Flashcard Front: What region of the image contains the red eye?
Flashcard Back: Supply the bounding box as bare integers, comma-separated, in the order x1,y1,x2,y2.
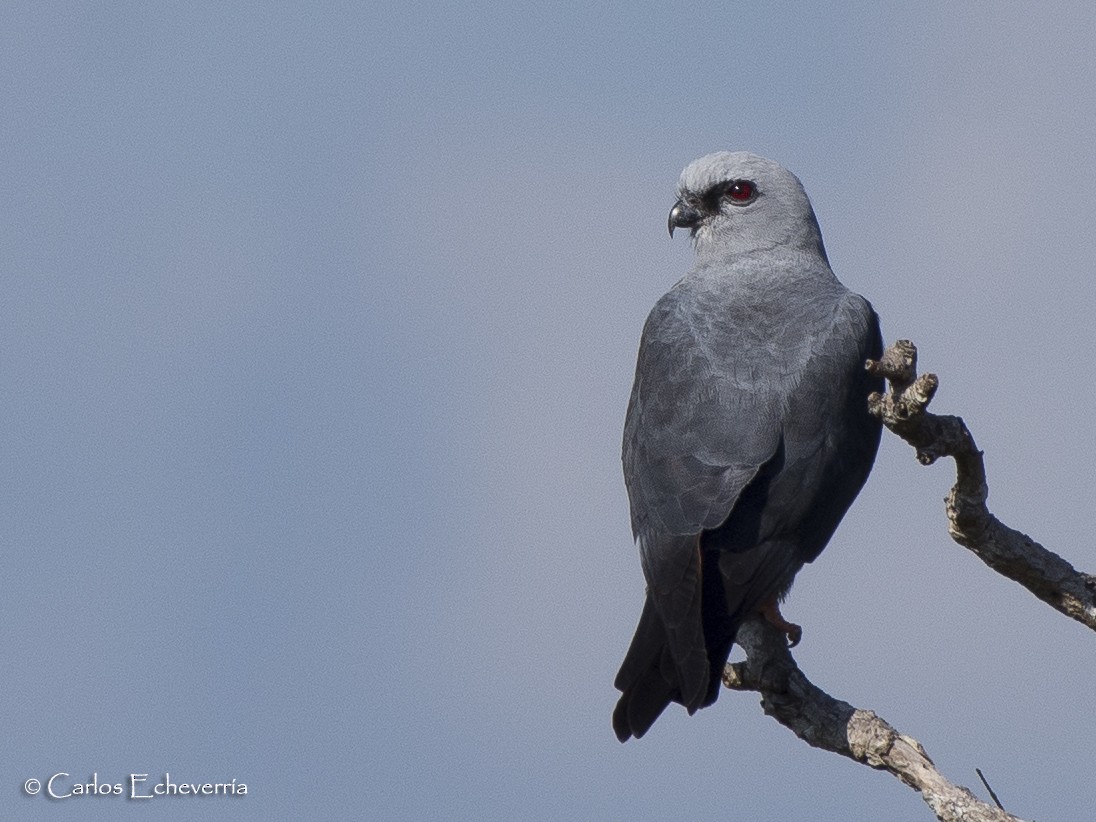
725,180,755,203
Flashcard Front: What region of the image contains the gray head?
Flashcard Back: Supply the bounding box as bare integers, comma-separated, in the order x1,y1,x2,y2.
669,152,827,262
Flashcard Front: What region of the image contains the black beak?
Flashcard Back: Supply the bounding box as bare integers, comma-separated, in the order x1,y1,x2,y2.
667,199,702,237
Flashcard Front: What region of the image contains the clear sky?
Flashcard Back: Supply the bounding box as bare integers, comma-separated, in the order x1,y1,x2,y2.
3,3,1095,820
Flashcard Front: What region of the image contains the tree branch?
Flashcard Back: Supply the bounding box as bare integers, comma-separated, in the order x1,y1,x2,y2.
717,340,1096,820
865,340,1096,631
724,619,1025,822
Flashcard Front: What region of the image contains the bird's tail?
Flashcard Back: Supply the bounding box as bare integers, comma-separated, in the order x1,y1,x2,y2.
613,590,738,742
612,596,678,742
618,596,718,745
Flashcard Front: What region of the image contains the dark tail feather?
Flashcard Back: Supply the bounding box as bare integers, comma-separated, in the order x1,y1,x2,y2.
614,587,743,741
613,597,682,742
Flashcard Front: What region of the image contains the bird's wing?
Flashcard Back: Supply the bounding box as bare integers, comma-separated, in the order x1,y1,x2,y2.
766,291,883,564
622,283,786,541
621,284,787,705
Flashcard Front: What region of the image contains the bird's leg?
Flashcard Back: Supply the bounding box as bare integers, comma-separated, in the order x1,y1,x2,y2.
758,596,802,648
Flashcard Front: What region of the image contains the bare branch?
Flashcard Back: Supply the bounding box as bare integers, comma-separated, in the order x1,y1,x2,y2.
866,340,1096,631
976,769,1006,811
716,341,1090,818
724,619,1026,822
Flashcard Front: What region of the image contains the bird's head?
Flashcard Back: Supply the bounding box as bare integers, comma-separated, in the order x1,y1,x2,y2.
669,152,827,261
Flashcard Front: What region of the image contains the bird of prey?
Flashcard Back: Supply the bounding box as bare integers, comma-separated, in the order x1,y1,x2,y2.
613,152,883,742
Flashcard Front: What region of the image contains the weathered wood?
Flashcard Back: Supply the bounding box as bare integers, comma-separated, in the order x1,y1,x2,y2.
719,340,1096,820
725,619,1025,822
866,340,1096,631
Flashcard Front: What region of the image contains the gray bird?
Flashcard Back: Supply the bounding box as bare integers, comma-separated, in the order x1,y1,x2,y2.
613,152,882,742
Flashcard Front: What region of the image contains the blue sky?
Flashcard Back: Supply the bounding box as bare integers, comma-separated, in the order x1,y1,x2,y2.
3,3,1095,820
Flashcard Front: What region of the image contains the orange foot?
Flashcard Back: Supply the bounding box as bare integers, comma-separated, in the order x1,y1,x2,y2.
758,596,802,648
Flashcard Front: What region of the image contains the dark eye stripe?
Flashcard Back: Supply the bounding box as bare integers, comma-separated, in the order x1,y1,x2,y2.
698,179,758,213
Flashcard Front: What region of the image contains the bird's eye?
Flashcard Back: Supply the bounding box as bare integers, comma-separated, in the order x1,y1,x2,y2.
724,180,756,204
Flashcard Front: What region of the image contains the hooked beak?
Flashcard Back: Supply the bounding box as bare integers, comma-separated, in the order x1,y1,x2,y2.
667,199,702,237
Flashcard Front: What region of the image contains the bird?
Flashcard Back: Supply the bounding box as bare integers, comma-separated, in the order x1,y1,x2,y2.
613,152,883,742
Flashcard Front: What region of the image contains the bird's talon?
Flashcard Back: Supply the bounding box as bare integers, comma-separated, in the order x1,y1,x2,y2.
759,597,802,649
786,625,802,648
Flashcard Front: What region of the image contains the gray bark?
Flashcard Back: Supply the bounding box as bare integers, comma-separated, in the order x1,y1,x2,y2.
866,340,1096,630
724,339,1096,821
725,619,1023,822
